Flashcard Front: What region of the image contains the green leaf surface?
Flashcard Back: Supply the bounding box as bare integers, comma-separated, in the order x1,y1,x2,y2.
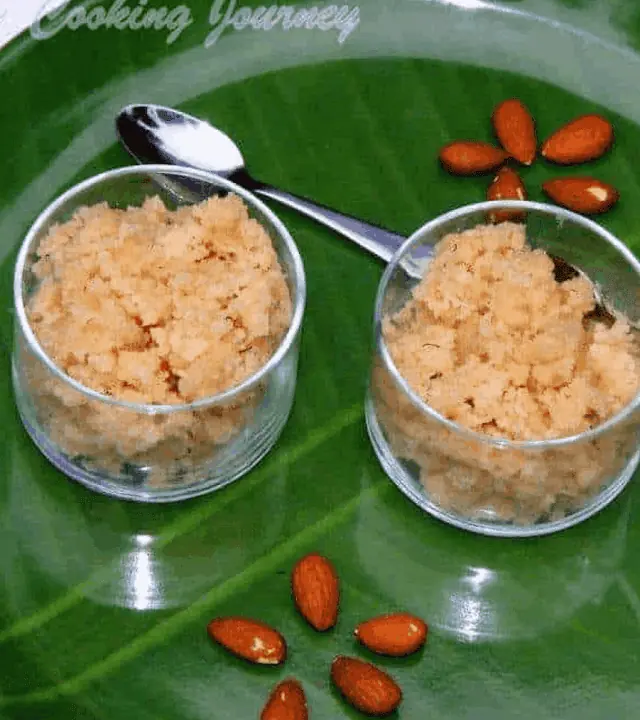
1,1,640,718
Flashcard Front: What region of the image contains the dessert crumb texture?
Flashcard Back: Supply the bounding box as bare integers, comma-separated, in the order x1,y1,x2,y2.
378,222,640,523
28,194,291,405
384,222,638,440
23,195,291,486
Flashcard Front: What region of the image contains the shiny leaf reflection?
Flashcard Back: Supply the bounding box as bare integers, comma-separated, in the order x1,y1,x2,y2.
448,567,498,642
122,535,162,611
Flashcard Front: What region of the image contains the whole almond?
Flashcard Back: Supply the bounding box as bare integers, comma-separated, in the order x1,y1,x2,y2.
439,141,508,175
542,177,619,214
492,98,537,165
331,655,402,717
207,617,287,665
291,553,339,632
354,613,428,657
260,678,309,720
487,166,527,223
541,114,614,164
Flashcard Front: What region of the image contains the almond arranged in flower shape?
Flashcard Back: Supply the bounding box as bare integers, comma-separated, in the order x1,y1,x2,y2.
354,613,428,657
487,166,527,223
542,177,619,214
492,98,537,165
331,655,403,717
439,141,508,175
291,553,339,632
260,678,309,720
541,114,614,165
207,617,287,665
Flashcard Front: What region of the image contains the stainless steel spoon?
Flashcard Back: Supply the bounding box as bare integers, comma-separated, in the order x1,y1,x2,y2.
115,103,617,321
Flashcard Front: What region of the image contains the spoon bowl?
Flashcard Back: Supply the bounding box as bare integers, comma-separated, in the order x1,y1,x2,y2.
117,104,246,176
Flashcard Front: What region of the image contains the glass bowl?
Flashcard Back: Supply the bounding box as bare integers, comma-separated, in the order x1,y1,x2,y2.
12,165,306,503
366,200,640,537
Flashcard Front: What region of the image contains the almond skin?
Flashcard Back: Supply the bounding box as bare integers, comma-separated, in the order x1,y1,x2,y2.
260,678,309,720
492,98,537,165
331,656,402,717
487,166,527,223
207,617,287,665
439,141,508,175
291,553,339,632
541,114,614,164
354,613,428,657
542,177,619,214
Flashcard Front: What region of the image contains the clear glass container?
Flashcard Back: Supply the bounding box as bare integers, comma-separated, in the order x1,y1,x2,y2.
12,165,306,503
366,201,640,537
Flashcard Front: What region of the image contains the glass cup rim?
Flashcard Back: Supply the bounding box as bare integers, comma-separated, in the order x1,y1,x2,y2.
374,199,640,450
13,164,307,415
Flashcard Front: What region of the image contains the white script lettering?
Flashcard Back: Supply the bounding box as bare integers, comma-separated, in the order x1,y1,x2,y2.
205,0,360,48
31,0,193,44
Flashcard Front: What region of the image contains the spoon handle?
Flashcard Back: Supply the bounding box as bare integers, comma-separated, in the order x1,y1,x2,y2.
250,183,407,263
